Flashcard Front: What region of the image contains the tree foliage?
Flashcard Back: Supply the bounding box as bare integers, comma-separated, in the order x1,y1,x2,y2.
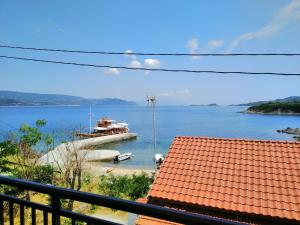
98,172,154,200
0,140,18,173
247,102,300,113
0,119,54,200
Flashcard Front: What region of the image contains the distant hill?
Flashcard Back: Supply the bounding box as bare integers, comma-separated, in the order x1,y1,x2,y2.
190,103,218,106
0,91,136,106
236,96,300,106
245,102,300,115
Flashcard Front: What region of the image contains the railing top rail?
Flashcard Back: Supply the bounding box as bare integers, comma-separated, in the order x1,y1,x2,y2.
0,175,246,225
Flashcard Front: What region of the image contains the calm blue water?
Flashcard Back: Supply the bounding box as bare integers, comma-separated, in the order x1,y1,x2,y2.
0,105,299,168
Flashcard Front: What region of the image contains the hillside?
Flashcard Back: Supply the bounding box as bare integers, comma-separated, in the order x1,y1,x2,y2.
236,96,300,106
190,103,218,106
0,91,136,106
245,102,300,115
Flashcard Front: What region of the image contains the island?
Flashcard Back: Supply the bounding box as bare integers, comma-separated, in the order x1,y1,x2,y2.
235,96,300,106
0,90,136,106
243,102,300,115
190,103,218,106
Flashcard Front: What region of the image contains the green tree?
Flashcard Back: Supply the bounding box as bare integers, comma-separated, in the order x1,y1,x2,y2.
1,119,54,201
0,140,22,199
0,140,18,173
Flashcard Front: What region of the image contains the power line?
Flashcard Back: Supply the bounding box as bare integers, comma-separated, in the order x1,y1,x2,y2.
0,44,300,56
1,55,299,76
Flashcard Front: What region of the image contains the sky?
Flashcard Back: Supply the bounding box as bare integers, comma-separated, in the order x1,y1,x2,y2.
0,0,300,105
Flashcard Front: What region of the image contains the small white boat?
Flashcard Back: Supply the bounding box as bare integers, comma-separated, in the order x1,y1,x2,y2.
154,154,164,164
114,152,133,162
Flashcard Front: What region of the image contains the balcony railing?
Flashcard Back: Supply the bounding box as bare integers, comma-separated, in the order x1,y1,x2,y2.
0,175,245,225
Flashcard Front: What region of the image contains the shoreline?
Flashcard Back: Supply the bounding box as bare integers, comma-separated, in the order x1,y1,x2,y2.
241,110,300,116
277,127,300,136
0,104,81,107
82,162,155,176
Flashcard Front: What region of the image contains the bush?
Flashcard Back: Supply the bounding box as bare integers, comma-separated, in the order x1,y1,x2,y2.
32,165,54,184
0,140,18,173
83,172,92,185
98,172,154,200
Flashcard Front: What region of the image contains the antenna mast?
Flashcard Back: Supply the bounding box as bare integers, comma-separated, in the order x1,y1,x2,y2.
147,95,157,151
89,104,92,134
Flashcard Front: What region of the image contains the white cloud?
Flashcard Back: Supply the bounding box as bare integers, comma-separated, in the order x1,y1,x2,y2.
125,50,162,74
124,49,136,60
187,38,223,60
227,0,300,52
104,68,120,75
187,38,199,59
207,40,223,50
144,59,161,68
124,49,133,55
159,89,191,97
187,38,199,53
128,60,142,68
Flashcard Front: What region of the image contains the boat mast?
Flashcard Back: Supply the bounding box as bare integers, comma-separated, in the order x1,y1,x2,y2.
89,104,92,134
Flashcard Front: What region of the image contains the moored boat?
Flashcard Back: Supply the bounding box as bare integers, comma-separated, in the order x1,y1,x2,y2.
76,117,129,137
114,152,133,162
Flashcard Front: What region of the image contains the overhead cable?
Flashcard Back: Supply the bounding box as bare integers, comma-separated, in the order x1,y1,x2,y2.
0,45,300,56
1,55,299,76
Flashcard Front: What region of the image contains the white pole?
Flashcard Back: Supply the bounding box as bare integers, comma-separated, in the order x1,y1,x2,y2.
152,97,157,152
89,104,92,134
153,99,156,152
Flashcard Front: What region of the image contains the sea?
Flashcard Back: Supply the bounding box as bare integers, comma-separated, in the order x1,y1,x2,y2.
0,105,299,169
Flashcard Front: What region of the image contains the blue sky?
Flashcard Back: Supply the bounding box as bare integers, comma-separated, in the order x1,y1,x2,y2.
0,0,300,105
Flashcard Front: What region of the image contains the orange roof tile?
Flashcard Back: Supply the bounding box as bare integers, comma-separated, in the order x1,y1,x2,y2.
149,136,300,222
135,216,182,225
136,198,148,204
135,198,182,225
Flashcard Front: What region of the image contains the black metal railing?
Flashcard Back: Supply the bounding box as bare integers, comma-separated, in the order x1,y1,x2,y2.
0,175,245,225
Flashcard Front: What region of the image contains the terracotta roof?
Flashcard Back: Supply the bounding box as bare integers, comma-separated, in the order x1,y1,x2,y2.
135,198,182,225
135,215,181,225
149,136,300,222
136,198,148,204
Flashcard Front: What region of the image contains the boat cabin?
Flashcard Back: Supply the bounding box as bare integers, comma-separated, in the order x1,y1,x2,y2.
76,117,129,137
92,117,128,135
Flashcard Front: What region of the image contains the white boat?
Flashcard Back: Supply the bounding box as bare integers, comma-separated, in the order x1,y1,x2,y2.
154,154,164,164
114,152,133,162
76,117,129,137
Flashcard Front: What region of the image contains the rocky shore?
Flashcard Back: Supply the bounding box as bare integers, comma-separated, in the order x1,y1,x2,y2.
277,127,300,135
243,109,300,116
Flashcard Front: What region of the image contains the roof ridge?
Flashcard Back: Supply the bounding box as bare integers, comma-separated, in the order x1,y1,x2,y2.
174,136,300,144
153,195,300,214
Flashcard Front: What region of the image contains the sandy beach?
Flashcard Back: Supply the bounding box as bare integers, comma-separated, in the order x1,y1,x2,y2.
82,161,155,176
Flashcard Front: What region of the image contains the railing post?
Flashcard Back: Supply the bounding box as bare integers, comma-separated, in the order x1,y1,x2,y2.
0,198,3,225
51,196,61,225
9,202,14,225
